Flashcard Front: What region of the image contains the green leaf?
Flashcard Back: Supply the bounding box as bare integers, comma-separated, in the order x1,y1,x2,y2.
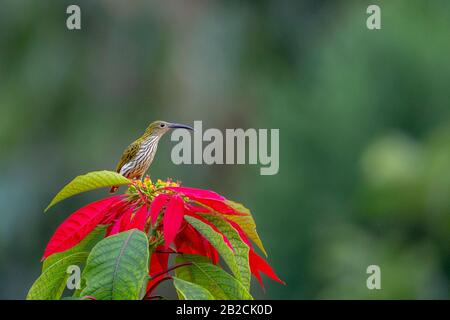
185,216,246,286
80,229,149,300
225,200,268,257
45,170,130,212
175,254,253,300
196,214,251,290
32,225,107,299
43,225,107,271
27,252,87,300
173,277,215,300
62,296,96,300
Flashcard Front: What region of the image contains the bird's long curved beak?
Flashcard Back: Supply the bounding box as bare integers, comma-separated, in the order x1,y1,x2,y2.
168,123,194,130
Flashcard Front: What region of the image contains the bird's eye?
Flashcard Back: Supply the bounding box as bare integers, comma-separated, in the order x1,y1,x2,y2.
160,123,165,128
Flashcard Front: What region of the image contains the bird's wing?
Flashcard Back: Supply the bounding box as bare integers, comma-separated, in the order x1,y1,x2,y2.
115,141,140,173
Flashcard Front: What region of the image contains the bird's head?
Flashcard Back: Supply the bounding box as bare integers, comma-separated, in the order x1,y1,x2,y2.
145,120,193,137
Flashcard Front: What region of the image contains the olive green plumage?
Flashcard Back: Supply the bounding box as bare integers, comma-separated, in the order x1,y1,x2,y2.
113,121,166,174
110,120,193,193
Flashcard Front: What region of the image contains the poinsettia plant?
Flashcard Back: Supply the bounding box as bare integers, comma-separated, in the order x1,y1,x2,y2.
27,171,283,300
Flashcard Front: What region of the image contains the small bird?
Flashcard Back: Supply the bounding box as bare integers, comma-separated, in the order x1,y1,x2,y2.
110,120,193,193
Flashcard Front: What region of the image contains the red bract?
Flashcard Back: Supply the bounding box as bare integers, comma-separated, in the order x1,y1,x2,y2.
101,199,130,224
150,194,169,225
107,204,149,236
164,186,245,216
227,219,284,288
131,204,149,231
184,203,211,213
107,207,133,236
43,196,122,259
249,250,285,288
162,195,185,249
164,186,225,201
174,223,219,264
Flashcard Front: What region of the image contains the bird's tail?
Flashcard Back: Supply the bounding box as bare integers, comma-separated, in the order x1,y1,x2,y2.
110,186,119,193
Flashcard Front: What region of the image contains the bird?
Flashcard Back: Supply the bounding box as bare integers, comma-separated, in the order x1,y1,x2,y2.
110,120,193,193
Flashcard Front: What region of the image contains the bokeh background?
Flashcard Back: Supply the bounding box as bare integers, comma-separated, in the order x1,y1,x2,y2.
1,0,449,299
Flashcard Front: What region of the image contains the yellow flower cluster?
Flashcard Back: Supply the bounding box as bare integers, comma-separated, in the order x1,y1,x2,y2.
127,176,180,200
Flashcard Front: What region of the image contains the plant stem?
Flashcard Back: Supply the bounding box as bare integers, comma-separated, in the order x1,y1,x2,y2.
143,276,172,300
150,262,192,280
143,262,193,299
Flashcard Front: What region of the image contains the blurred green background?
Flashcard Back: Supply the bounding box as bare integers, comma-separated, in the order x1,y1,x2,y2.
1,0,449,299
